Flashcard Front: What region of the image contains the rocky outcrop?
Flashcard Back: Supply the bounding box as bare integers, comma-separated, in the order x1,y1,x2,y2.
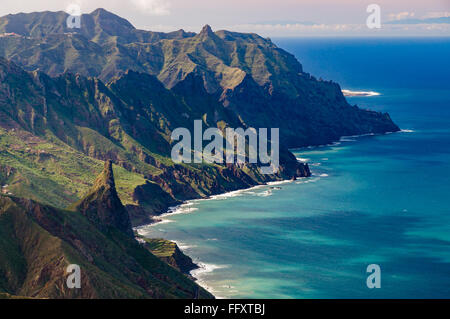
0,9,398,228
0,9,399,149
169,245,198,275
0,195,213,298
126,181,180,226
0,57,311,228
72,160,133,237
143,238,198,274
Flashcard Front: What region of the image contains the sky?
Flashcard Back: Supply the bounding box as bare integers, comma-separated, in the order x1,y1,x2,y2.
1,0,449,36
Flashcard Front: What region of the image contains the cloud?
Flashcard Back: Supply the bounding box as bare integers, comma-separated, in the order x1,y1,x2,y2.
388,11,415,21
422,11,450,19
228,23,367,35
130,0,170,16
225,21,450,37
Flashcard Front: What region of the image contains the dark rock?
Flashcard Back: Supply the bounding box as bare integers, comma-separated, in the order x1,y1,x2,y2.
73,160,134,237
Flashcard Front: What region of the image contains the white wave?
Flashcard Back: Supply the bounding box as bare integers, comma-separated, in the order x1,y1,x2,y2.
267,179,292,186
310,163,321,167
156,219,174,225
136,202,200,230
188,262,229,298
190,262,228,278
175,242,197,250
296,157,310,162
221,284,235,289
319,173,329,177
298,130,397,152
342,89,381,97
210,189,247,200
401,129,415,133
255,190,272,197
142,180,294,229
307,141,341,148
296,177,320,184
209,185,275,200
341,133,375,139
135,238,146,244
165,204,198,216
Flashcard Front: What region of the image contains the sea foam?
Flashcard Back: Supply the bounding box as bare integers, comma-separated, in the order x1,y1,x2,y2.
342,89,381,97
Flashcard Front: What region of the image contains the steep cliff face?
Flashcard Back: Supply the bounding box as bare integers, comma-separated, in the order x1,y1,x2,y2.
72,160,133,237
0,8,401,300
0,9,397,228
0,9,399,149
143,238,198,275
0,195,213,298
0,57,309,226
220,73,399,147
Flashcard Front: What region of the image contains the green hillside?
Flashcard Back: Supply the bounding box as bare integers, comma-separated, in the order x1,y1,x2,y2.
0,8,401,299
0,162,212,298
0,9,399,148
0,57,309,225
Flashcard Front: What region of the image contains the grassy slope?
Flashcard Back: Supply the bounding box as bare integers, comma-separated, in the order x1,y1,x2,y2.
0,127,147,208
0,57,305,227
0,195,213,298
141,237,198,274
143,238,177,258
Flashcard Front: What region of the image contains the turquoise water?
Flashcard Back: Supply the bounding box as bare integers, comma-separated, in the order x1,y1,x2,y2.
138,38,450,298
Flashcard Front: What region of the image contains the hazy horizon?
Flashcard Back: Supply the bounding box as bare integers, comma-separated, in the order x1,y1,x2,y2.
0,0,449,37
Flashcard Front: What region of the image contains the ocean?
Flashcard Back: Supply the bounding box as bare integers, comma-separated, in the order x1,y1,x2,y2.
137,37,450,298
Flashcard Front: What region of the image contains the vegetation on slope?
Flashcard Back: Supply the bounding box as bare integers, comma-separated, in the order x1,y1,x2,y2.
0,9,399,148
0,163,213,299
0,8,401,299
0,57,309,225
142,238,198,275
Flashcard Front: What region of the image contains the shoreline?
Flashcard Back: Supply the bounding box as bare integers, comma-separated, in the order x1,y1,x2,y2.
135,129,411,297
135,178,295,229
136,130,407,228
342,89,381,97
290,129,405,151
135,178,296,297
134,179,295,229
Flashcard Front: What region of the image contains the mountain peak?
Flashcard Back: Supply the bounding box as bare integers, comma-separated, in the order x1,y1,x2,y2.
89,8,135,30
199,24,215,38
73,160,134,237
90,8,109,15
94,159,115,189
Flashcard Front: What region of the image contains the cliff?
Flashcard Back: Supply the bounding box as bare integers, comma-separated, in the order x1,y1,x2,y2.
0,194,213,298
0,9,399,148
72,160,134,237
0,57,310,226
143,238,198,275
0,8,402,300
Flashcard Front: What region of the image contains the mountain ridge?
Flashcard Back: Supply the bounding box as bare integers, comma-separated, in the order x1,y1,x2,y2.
0,166,213,298
0,9,401,299
0,56,310,225
72,160,134,237
0,8,399,148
